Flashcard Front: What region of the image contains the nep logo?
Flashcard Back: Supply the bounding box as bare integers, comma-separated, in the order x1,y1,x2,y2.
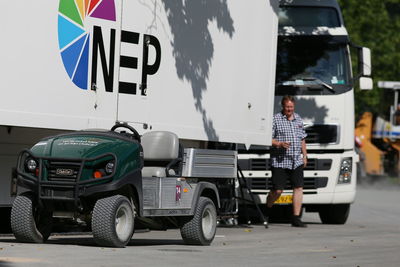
58,0,161,95
58,0,116,90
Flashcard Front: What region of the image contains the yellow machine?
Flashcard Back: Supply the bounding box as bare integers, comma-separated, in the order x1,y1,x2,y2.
355,81,400,179
355,112,385,176
355,112,400,178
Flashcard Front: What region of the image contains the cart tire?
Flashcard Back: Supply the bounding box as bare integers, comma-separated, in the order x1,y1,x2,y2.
319,204,350,224
92,195,135,248
180,197,217,246
11,193,52,243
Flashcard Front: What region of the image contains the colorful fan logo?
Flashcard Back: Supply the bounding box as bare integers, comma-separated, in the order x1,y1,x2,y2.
58,0,116,89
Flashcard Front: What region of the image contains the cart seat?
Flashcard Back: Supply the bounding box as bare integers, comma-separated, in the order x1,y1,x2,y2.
141,167,175,177
141,131,180,177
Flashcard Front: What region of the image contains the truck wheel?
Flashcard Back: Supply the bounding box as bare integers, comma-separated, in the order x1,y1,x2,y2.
11,193,52,243
319,204,350,224
92,195,135,248
180,197,217,246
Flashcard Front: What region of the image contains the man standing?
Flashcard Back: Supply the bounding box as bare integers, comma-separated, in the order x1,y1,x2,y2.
266,95,308,227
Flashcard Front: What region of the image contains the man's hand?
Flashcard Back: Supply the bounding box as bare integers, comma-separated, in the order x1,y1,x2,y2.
279,141,291,149
303,157,308,167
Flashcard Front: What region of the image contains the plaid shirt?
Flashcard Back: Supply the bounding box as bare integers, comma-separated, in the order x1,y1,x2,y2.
271,112,307,170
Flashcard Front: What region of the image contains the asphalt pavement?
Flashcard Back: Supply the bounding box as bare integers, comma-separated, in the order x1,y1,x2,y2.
0,182,399,267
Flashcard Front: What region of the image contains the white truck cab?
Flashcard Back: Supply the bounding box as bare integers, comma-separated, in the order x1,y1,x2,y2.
238,0,372,224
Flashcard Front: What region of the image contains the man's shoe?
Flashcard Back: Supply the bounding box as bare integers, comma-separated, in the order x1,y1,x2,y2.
263,216,269,228
292,215,307,228
264,206,272,228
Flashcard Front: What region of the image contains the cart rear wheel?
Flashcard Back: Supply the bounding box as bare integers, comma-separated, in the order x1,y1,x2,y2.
11,193,52,243
180,197,217,245
92,195,135,247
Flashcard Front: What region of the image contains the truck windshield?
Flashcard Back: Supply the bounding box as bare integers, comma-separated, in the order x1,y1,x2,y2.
279,6,341,28
275,36,352,96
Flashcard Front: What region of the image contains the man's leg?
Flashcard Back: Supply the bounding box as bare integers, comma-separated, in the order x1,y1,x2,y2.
292,186,303,216
264,189,281,228
291,189,307,227
291,166,307,227
265,168,286,227
267,168,286,208
266,189,283,208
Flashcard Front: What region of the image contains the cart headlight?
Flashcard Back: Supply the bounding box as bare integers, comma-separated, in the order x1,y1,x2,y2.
26,159,38,172
105,162,115,174
338,157,352,184
93,161,115,179
25,158,39,177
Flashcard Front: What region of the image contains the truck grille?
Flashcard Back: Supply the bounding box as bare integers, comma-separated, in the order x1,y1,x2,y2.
238,158,332,171
305,124,338,144
304,159,332,170
247,177,328,190
247,158,271,170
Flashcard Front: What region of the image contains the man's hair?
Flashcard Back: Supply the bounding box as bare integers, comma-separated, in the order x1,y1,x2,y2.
281,95,295,106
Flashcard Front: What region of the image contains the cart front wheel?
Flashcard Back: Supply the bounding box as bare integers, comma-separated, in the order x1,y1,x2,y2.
92,195,135,247
11,193,52,243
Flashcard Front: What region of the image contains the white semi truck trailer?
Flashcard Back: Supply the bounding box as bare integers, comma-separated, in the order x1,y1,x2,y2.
238,0,372,224
0,0,279,237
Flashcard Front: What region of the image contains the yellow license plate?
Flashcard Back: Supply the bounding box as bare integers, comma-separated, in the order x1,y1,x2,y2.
275,195,293,204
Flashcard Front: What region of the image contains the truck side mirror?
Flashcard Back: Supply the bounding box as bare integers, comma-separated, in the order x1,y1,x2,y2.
359,47,372,77
359,77,373,90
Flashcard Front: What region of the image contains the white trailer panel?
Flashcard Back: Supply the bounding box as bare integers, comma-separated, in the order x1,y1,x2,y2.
0,0,278,146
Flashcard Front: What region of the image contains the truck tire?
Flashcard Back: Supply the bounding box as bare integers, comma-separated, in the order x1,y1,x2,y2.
180,197,217,246
11,193,52,243
318,204,350,224
92,195,135,248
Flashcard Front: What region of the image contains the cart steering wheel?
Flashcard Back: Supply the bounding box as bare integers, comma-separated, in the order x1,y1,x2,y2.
111,123,141,142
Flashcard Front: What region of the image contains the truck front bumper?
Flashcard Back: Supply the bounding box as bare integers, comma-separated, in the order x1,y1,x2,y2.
239,150,358,205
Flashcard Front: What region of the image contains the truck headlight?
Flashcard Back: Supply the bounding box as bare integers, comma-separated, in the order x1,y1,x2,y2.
338,157,352,184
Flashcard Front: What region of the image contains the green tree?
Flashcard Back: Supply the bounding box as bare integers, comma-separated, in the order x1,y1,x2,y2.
339,0,400,119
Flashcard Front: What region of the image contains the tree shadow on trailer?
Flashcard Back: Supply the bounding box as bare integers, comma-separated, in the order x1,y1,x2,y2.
161,0,235,141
